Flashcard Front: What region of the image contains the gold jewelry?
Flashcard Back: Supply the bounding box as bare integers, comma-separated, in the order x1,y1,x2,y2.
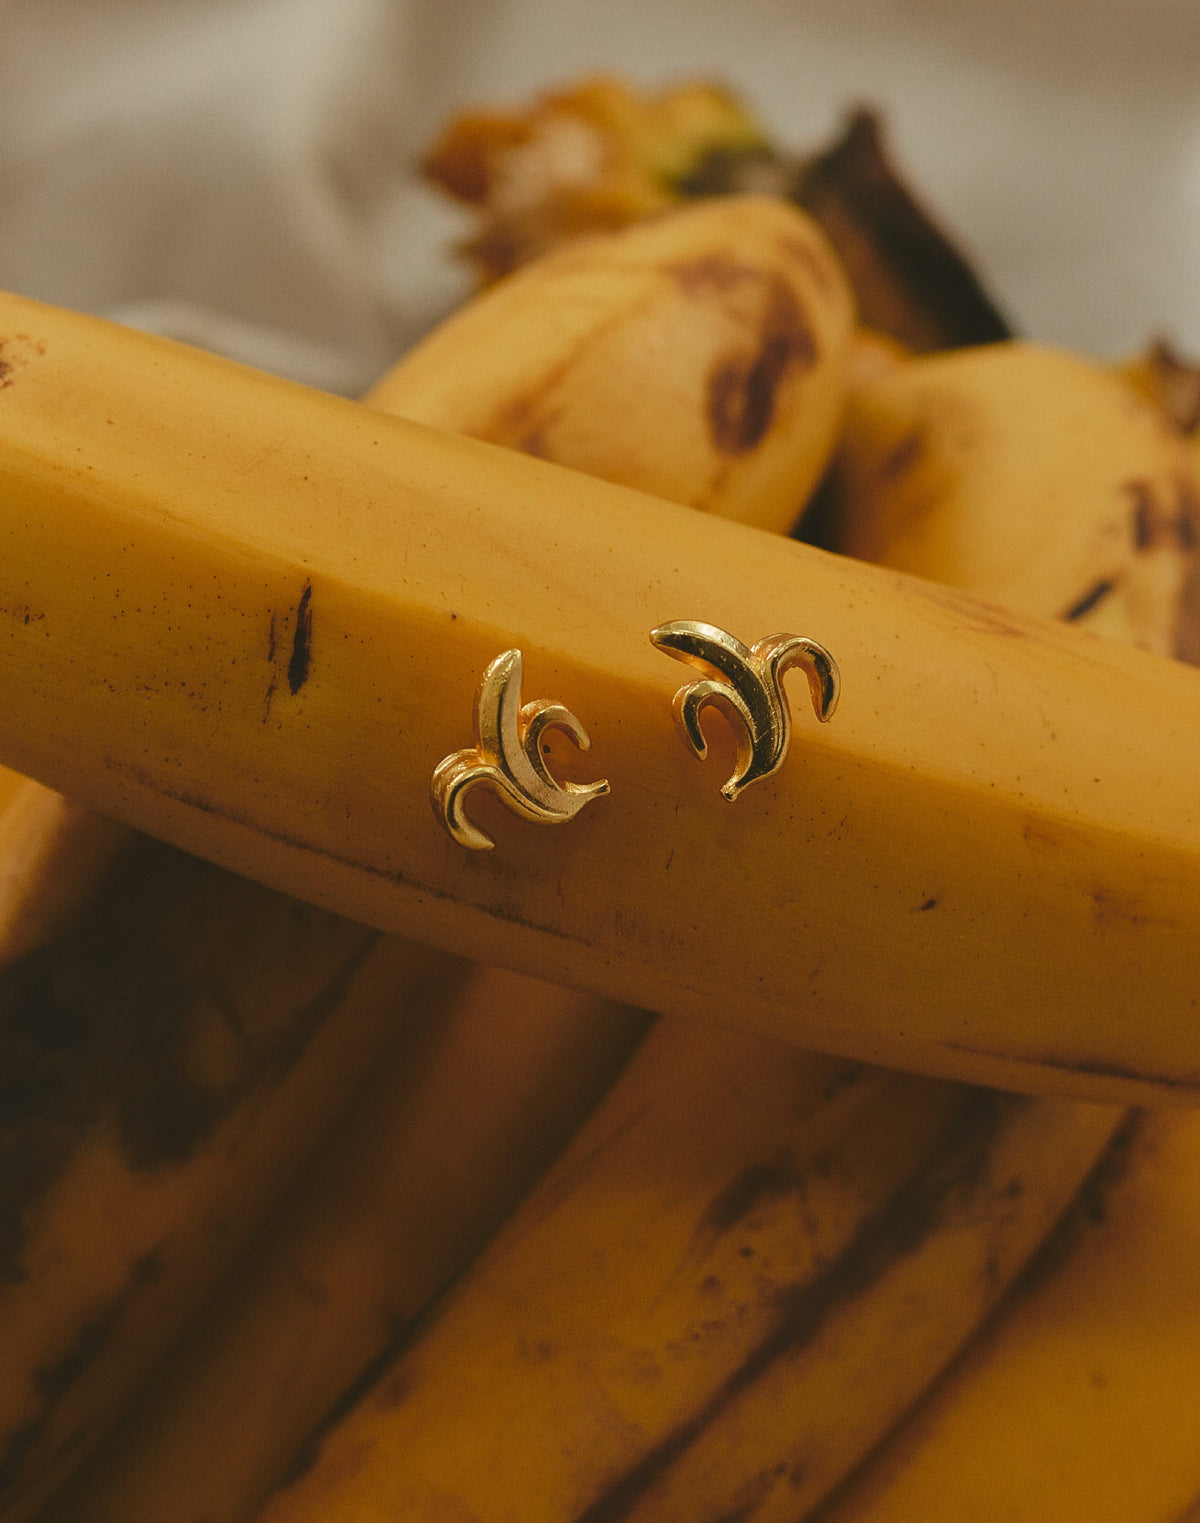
650,620,839,799
431,649,610,850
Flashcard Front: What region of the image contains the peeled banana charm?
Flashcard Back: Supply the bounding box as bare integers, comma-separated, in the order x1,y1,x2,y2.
650,620,839,798
431,648,609,849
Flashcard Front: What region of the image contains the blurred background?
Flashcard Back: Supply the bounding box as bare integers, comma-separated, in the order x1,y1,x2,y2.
1,0,1198,395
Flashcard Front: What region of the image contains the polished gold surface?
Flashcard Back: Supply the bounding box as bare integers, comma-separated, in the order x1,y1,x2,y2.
650,621,839,800
430,649,611,850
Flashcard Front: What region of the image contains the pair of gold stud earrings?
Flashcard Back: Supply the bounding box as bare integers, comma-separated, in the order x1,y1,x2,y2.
431,620,840,851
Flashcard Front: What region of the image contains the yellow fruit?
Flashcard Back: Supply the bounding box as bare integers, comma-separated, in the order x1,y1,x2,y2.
369,195,854,534
834,340,1200,656
0,832,455,1522
39,193,1114,1523
802,336,1200,1523
42,969,646,1523
251,1041,1117,1523
1,273,1200,1099
815,1112,1200,1523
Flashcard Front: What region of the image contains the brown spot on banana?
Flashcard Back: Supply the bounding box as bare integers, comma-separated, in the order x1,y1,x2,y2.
1062,578,1118,622
287,583,314,694
876,426,925,483
700,1152,806,1238
1125,475,1200,552
679,265,822,453
0,334,48,391
0,1252,162,1504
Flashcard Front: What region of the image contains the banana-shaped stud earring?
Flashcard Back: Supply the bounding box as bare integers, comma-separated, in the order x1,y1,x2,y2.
432,649,610,850
650,620,839,799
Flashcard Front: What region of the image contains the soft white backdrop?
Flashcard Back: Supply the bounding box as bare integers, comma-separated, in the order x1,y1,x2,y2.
1,0,1198,393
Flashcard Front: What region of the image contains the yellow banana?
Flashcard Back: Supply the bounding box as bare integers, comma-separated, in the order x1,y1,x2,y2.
794,337,1200,1523
248,1046,1115,1523
44,970,646,1523
369,193,852,534
34,192,853,1523
1,257,1200,1099
244,277,1141,1523
0,829,457,1523
834,340,1200,655
812,1112,1200,1523
42,195,1110,1523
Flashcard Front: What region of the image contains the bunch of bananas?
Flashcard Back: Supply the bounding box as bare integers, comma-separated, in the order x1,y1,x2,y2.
2,74,1200,1523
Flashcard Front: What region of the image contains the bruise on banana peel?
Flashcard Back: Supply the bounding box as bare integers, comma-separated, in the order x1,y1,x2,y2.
369,195,854,534
423,76,1009,353
4,291,1200,1105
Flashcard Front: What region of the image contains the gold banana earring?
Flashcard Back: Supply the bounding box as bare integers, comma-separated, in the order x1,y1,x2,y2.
431,649,610,850
650,620,839,799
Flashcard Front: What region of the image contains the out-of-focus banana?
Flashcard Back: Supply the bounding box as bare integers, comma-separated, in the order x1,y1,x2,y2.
0,830,457,1523
834,340,1200,657
812,1112,1200,1523
43,970,645,1523
794,336,1200,1523
250,1028,1118,1523
369,193,853,533
2,277,1200,1097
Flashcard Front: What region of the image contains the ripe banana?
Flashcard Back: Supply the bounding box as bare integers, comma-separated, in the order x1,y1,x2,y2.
44,971,647,1523
1,253,1200,1099
797,337,1200,1523
812,1112,1200,1523
32,192,853,1523
250,1028,1118,1523
833,340,1200,656
0,830,458,1523
369,195,852,534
